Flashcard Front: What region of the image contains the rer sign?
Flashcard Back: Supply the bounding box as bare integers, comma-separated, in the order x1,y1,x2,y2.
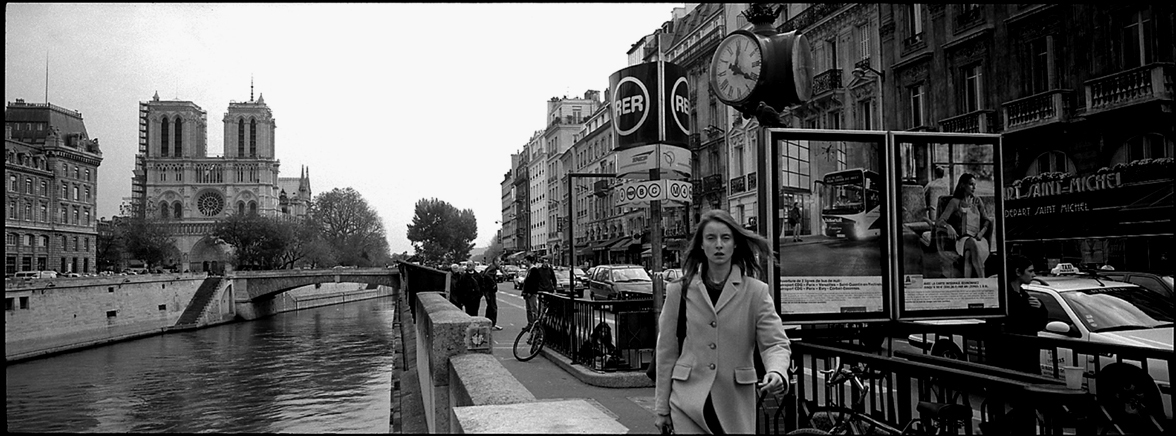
610,61,690,151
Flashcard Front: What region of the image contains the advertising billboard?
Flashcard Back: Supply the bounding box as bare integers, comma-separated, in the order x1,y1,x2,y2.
765,129,1006,323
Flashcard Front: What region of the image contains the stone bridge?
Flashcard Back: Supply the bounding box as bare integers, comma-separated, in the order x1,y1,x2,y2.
233,268,401,301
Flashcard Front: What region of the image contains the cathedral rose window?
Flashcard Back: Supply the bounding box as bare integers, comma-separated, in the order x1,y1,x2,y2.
197,191,225,217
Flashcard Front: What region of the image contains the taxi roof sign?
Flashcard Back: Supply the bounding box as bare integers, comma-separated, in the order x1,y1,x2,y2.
1051,262,1079,275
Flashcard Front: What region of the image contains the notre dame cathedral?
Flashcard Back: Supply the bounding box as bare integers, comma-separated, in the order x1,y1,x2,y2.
131,88,311,273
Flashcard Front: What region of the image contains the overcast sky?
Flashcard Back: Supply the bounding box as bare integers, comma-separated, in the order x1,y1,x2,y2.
5,3,680,254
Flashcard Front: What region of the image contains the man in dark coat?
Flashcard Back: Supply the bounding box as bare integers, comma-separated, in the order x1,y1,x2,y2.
522,256,556,325
447,264,466,310
457,263,481,317
480,263,502,330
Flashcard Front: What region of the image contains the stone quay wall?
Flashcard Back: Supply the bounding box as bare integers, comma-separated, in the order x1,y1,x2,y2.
5,273,392,363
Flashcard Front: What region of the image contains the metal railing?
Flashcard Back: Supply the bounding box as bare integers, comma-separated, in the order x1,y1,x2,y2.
539,292,655,372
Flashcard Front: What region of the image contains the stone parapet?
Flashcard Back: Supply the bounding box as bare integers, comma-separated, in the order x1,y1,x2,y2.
414,292,492,433
447,354,536,433
452,399,629,434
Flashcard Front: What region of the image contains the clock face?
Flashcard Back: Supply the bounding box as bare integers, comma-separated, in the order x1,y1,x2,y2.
710,32,763,104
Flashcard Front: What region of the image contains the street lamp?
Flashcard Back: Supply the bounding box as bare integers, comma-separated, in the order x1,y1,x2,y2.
852,65,885,130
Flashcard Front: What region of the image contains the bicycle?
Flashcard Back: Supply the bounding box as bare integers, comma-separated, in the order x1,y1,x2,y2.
513,295,549,361
786,357,973,435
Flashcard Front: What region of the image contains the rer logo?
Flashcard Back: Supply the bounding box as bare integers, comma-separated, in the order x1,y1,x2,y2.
613,76,650,136
670,76,690,135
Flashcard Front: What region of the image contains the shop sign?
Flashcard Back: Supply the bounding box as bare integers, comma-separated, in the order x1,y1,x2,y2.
1006,171,1123,200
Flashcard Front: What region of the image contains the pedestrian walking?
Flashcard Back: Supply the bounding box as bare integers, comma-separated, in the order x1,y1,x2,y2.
789,202,802,242
458,262,482,317
522,255,556,325
481,262,502,330
447,264,466,311
653,209,792,434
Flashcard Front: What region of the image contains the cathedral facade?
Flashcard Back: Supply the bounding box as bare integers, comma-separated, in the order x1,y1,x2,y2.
133,91,311,273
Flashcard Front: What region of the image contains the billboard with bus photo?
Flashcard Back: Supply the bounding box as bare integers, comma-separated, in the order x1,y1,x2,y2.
771,130,890,322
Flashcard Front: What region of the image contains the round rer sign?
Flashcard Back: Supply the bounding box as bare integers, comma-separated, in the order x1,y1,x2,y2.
613,76,650,136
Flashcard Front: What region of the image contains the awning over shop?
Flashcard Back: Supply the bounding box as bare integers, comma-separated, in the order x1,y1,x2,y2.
608,236,639,252
577,245,593,257
595,236,628,251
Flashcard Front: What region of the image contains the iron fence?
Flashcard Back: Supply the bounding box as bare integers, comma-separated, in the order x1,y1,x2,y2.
539,292,655,372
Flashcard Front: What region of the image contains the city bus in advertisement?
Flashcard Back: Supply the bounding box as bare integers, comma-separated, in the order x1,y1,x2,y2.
814,168,882,241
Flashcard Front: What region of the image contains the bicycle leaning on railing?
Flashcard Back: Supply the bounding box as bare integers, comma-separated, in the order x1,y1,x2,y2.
786,357,973,435
513,296,550,361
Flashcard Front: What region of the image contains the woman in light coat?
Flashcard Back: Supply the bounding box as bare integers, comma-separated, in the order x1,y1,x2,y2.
653,209,792,434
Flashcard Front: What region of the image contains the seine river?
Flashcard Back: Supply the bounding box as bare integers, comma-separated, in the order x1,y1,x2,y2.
6,296,397,433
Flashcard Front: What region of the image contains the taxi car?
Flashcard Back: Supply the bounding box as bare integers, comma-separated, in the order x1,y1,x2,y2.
587,264,653,300
1025,275,1173,420
906,274,1173,421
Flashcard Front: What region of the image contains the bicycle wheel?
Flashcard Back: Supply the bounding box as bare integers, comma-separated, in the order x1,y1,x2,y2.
808,407,864,435
786,428,833,435
512,324,545,361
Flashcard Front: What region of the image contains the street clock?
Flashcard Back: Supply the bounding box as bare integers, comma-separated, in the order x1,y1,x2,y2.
708,4,813,115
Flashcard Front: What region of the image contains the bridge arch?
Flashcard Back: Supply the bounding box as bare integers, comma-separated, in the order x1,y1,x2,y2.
233,269,401,301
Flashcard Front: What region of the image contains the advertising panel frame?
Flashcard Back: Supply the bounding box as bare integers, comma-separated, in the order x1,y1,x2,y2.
766,129,892,324
892,131,1007,321
763,129,1008,324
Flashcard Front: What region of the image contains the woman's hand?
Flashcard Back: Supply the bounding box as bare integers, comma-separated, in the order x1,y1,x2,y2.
943,225,958,240
654,413,672,433
759,371,788,396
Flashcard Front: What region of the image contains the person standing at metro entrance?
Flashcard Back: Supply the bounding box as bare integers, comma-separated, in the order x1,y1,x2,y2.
653,209,792,434
522,256,556,326
987,254,1047,373
480,263,503,330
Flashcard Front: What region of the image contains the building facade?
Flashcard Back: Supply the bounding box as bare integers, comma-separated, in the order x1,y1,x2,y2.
5,100,103,275
500,168,514,253
544,92,600,265
132,91,311,272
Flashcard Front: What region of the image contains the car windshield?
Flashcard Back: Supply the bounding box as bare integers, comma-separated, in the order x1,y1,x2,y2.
554,269,571,282
1060,287,1176,333
1163,276,1174,289
573,268,585,277
611,268,651,282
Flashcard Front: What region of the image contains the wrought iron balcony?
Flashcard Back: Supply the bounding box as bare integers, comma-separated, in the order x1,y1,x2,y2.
746,172,757,192
1003,89,1072,133
729,175,746,194
703,174,724,193
1084,63,1174,115
812,69,843,96
939,109,997,133
691,178,703,199
689,133,702,150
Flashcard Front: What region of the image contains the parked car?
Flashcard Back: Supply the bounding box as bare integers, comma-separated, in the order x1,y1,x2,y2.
1095,270,1173,300
553,268,586,298
587,264,653,300
652,268,685,283
502,265,521,281
513,273,526,290
14,271,58,280
908,276,1173,420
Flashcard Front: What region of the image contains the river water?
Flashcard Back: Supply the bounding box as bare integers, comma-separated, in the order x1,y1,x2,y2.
6,296,397,433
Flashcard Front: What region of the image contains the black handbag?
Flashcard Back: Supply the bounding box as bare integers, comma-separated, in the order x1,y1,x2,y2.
647,286,688,381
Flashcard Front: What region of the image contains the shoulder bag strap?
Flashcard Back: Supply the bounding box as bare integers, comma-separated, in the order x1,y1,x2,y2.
676,284,687,350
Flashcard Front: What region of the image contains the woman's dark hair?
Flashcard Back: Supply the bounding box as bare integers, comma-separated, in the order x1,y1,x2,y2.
680,209,775,286
1007,254,1034,276
951,173,975,199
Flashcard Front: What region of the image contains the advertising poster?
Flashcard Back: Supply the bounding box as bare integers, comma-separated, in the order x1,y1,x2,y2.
894,133,1005,318
770,130,890,322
